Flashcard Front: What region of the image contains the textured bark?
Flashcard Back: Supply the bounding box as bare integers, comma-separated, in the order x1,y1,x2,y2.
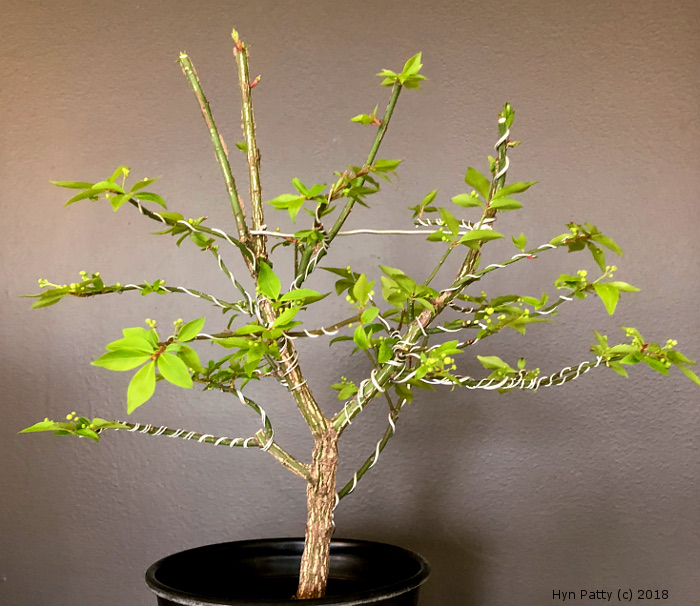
295,428,339,599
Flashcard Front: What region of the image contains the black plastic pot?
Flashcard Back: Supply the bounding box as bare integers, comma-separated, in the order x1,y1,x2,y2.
145,538,430,606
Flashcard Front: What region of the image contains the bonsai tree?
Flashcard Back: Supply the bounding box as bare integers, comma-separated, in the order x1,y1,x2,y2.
22,30,699,600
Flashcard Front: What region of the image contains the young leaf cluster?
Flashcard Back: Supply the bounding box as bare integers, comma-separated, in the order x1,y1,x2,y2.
20,414,127,443
92,319,205,413
54,166,165,211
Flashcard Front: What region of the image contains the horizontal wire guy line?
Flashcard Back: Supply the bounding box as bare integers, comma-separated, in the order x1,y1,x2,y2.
250,227,475,238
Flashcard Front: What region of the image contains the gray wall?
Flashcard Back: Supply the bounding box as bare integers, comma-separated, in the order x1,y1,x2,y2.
2,1,698,604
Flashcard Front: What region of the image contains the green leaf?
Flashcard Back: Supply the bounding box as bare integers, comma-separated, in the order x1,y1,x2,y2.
20,420,65,434
608,362,629,378
178,317,206,342
105,336,155,353
401,52,423,78
266,193,305,222
414,297,434,312
272,306,300,328
124,327,158,347
64,189,100,206
92,350,152,371
492,181,537,198
157,353,193,389
373,159,402,173
127,361,156,413
439,207,460,238
377,68,398,87
421,189,438,207
91,180,124,193
134,192,167,208
426,229,447,242
379,266,416,294
458,229,505,248
257,261,281,300
110,193,131,211
279,289,326,304
381,276,406,307
213,336,251,349
402,74,427,90
666,350,694,365
361,307,380,324
353,325,371,350
352,273,373,305
90,418,129,431
477,355,513,371
591,234,623,256
109,165,130,183
130,177,160,192
178,345,204,373
502,103,515,129
512,233,527,250
292,177,308,197
235,324,265,335
593,282,620,315
490,197,522,211
51,180,95,189
30,290,70,309
351,113,373,125
587,243,606,271
451,193,483,208
609,281,640,293
464,167,490,199
74,427,100,442
644,357,669,375
678,365,700,387
393,383,414,403
378,340,394,363
307,183,326,198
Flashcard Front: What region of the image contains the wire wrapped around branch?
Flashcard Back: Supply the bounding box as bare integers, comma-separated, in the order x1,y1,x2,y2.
411,356,605,391
336,399,407,502
114,421,260,447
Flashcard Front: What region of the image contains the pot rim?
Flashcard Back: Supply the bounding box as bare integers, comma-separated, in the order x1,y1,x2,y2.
145,537,430,606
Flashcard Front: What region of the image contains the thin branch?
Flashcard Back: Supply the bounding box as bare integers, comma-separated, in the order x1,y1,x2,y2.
424,242,458,287
337,401,405,501
254,429,311,481
417,356,605,391
233,32,266,262
456,113,510,282
178,52,252,268
295,82,403,287
70,282,254,315
111,420,261,447
285,314,361,339
127,198,254,265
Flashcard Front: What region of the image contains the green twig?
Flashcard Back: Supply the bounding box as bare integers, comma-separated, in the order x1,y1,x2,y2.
456,113,510,282
178,52,252,263
337,404,403,501
295,83,403,286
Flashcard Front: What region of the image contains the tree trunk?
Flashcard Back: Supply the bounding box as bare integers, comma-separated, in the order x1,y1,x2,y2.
295,428,339,599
